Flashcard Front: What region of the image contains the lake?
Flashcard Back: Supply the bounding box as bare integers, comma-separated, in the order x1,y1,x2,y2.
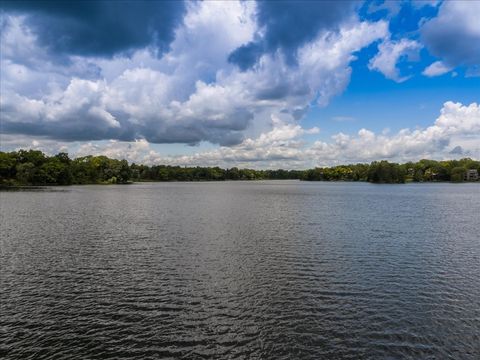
1,181,479,359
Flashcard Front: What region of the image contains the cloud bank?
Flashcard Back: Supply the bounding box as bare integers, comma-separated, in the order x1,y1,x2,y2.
1,0,479,168
3,102,479,169
0,1,388,146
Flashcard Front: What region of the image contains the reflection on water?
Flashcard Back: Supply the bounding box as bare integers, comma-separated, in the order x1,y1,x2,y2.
1,181,479,359
0,186,69,192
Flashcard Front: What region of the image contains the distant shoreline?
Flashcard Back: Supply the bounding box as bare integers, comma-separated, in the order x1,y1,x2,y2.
1,149,479,186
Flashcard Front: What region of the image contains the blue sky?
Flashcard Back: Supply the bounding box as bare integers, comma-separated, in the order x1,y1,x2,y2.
307,43,480,137
0,0,479,168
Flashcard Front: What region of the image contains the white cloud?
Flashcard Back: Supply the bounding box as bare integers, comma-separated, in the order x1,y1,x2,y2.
422,61,453,77
306,101,480,165
3,102,479,169
1,1,388,146
76,139,151,163
3,1,477,170
0,2,257,145
421,1,480,70
166,101,480,168
368,38,422,82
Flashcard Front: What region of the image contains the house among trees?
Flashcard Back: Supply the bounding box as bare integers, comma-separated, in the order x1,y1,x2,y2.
465,169,479,181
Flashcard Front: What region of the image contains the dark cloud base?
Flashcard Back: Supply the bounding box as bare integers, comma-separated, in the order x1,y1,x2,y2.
0,0,186,58
229,0,357,69
0,117,249,147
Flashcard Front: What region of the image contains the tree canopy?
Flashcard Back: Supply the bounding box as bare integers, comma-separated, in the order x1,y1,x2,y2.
0,150,479,186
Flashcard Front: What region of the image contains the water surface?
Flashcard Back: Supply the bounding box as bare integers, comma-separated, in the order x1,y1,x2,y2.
1,181,479,359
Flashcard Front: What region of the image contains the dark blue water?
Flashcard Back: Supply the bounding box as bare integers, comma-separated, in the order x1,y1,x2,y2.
1,181,479,359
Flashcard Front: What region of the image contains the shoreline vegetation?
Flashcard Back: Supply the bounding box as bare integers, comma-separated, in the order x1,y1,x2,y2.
1,150,479,186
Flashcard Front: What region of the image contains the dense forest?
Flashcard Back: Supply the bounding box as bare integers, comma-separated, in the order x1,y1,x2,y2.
0,150,479,186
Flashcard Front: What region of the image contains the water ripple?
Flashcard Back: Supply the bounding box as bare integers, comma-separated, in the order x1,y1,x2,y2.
1,182,479,359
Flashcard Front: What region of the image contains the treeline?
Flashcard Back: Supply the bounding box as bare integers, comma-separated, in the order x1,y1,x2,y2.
0,150,479,186
303,159,479,183
0,150,131,186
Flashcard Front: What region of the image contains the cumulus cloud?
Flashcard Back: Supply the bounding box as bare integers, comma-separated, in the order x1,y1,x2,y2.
421,1,480,70
2,0,476,169
228,0,358,69
3,102,478,169
0,1,388,147
306,102,480,165
0,2,257,145
172,101,480,167
368,38,422,82
75,139,152,164
422,61,453,77
0,0,186,58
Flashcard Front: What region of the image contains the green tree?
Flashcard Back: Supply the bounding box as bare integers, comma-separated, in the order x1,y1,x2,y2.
15,162,36,184
450,167,465,182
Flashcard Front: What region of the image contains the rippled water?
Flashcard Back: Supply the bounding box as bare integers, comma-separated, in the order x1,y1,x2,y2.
1,181,479,359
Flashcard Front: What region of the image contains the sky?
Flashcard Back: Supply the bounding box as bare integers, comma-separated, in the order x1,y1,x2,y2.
0,0,479,169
